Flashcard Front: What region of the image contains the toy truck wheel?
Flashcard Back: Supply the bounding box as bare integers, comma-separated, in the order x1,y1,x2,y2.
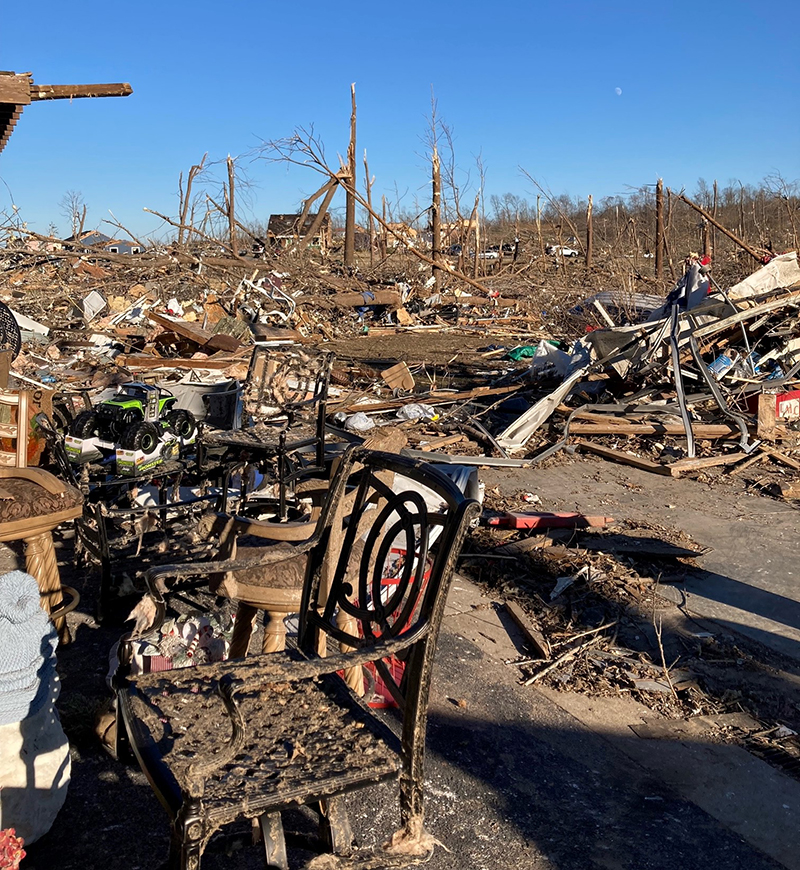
166,409,197,439
121,421,160,455
71,410,99,438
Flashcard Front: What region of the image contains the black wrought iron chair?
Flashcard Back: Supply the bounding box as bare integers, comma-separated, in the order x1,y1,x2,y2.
198,348,333,514
114,449,479,869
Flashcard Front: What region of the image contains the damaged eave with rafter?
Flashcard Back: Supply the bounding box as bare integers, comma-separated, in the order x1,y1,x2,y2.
0,71,133,154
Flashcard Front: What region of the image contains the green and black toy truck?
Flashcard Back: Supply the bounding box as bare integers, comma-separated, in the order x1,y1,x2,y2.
70,383,197,456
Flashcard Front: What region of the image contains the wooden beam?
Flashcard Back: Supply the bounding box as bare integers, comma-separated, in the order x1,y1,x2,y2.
668,452,751,474
504,602,550,660
693,288,800,339
29,83,133,100
761,446,800,472
0,74,31,105
336,383,521,414
116,355,239,371
571,422,739,438
575,440,673,475
147,311,242,352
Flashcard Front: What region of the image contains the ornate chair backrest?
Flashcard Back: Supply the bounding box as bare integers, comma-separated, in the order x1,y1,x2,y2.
0,390,29,468
244,346,332,428
299,451,479,710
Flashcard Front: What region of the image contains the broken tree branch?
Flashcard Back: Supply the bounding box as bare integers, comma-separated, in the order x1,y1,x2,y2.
671,190,768,263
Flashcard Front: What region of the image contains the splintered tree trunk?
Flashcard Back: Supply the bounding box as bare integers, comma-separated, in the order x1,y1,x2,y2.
431,145,443,289
178,154,206,247
655,178,664,281
465,193,480,275
226,155,238,256
702,218,711,259
673,190,765,263
585,194,593,268
299,181,337,250
712,179,718,260
472,195,481,280
364,149,375,267
380,196,388,259
344,83,357,268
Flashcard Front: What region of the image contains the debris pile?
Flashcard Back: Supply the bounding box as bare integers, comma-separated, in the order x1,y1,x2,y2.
2,232,800,775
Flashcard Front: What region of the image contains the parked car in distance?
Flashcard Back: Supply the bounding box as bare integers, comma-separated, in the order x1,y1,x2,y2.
478,243,516,260
546,244,580,257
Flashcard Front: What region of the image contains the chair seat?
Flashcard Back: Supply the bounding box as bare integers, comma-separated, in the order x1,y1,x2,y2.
123,667,402,828
202,422,318,453
211,540,308,603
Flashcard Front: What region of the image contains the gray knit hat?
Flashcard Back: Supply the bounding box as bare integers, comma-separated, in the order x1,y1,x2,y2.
0,571,59,727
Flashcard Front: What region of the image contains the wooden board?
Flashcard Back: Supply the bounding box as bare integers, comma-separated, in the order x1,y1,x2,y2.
575,440,673,475
116,355,237,371
571,422,739,438
504,602,550,660
336,383,521,414
147,311,242,351
0,75,32,105
668,452,751,474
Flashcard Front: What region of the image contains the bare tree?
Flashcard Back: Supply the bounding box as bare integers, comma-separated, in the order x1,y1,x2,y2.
59,190,87,238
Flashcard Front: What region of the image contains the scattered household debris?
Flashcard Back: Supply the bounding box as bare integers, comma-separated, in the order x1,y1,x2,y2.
2,217,800,852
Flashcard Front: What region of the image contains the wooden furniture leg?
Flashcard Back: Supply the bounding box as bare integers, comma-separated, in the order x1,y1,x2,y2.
24,530,71,645
229,602,258,659
336,610,365,696
262,609,290,654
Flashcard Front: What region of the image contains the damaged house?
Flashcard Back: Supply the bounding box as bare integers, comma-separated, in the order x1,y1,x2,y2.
267,213,332,253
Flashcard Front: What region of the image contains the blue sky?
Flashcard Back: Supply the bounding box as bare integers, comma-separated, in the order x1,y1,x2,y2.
2,0,798,239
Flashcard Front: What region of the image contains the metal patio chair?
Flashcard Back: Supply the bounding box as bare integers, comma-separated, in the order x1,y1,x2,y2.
114,449,479,869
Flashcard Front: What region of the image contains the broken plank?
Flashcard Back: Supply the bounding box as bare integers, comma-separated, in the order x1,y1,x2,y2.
504,602,550,660
571,423,739,438
401,449,533,467
772,480,800,499
30,82,133,100
337,383,520,414
575,440,673,475
761,446,800,471
116,355,238,370
668,452,751,474
729,451,766,476
419,434,463,451
147,311,242,351
491,536,557,556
